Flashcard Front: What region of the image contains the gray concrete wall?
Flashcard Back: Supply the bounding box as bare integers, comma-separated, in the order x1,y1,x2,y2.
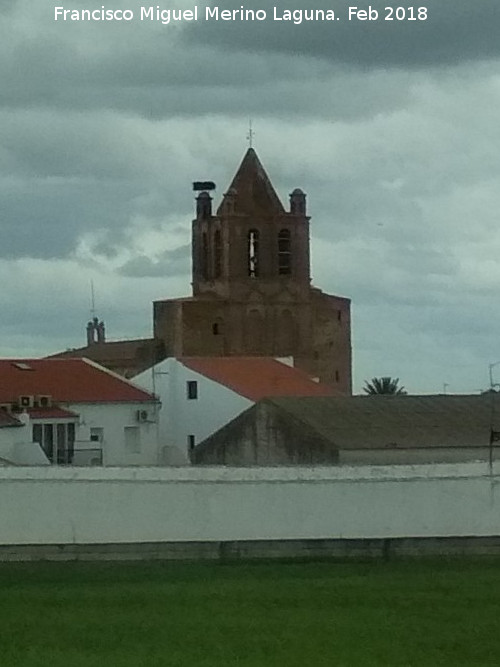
2,536,500,562
194,401,338,465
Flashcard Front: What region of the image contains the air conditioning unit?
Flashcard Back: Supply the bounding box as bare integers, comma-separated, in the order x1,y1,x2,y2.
18,395,35,408
36,395,53,408
136,409,149,423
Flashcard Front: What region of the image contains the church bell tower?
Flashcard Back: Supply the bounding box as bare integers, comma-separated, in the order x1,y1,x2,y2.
192,148,311,301
154,147,352,392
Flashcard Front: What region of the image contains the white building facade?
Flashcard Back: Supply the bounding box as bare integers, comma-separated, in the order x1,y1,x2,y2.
0,358,160,467
135,358,251,464
134,356,334,465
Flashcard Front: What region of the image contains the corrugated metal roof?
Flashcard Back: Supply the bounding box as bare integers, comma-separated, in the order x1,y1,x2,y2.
267,394,495,449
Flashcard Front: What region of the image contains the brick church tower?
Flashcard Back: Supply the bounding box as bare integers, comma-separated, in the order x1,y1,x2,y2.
154,148,352,392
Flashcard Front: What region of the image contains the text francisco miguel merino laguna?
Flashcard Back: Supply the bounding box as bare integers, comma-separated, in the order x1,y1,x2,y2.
54,5,342,24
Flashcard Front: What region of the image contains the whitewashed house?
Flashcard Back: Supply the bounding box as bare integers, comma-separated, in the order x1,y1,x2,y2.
134,357,335,464
0,359,160,466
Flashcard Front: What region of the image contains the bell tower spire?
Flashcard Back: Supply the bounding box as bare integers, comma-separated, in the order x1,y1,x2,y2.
192,148,310,298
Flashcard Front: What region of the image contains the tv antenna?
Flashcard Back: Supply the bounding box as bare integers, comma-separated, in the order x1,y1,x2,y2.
90,279,96,319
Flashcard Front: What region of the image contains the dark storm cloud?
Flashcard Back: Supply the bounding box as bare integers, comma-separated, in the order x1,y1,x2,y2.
183,0,500,68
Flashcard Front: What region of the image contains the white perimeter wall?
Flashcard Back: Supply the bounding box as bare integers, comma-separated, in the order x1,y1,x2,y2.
2,462,500,545
134,359,252,462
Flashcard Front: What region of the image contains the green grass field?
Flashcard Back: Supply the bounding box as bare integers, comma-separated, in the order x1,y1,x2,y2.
1,558,500,666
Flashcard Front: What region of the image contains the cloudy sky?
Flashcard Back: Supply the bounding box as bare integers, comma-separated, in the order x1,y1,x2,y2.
1,0,500,393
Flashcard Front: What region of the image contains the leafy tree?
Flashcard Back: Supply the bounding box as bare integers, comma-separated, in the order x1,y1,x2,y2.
363,377,407,395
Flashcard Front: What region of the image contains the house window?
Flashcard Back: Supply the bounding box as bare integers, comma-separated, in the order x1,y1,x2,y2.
335,370,340,383
337,310,342,323
187,435,196,451
278,229,291,275
32,421,75,465
212,323,219,335
248,229,259,277
32,424,42,447
90,427,103,443
124,426,141,454
187,380,198,400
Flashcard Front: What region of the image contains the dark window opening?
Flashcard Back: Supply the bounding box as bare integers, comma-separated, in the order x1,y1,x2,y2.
212,323,219,335
188,435,196,451
43,423,54,461
278,229,291,275
214,229,222,278
33,424,42,446
248,229,260,277
187,380,198,400
335,370,340,383
337,310,342,323
202,232,209,280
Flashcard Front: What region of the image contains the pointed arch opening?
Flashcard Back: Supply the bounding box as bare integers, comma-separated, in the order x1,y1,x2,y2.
248,229,260,277
201,232,209,280
214,229,222,278
278,229,291,275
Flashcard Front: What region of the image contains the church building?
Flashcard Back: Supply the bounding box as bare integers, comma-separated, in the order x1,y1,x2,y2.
53,148,352,391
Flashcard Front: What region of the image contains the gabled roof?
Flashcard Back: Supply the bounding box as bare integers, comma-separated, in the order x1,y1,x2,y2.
0,358,156,404
179,357,335,401
217,148,285,217
266,394,494,449
48,338,164,378
193,394,497,465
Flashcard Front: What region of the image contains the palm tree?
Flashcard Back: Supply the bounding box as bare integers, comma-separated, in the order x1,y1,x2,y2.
363,377,407,395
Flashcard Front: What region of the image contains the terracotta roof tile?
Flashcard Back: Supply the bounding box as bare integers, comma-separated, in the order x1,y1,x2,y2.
28,407,79,420
0,358,155,404
180,357,335,401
